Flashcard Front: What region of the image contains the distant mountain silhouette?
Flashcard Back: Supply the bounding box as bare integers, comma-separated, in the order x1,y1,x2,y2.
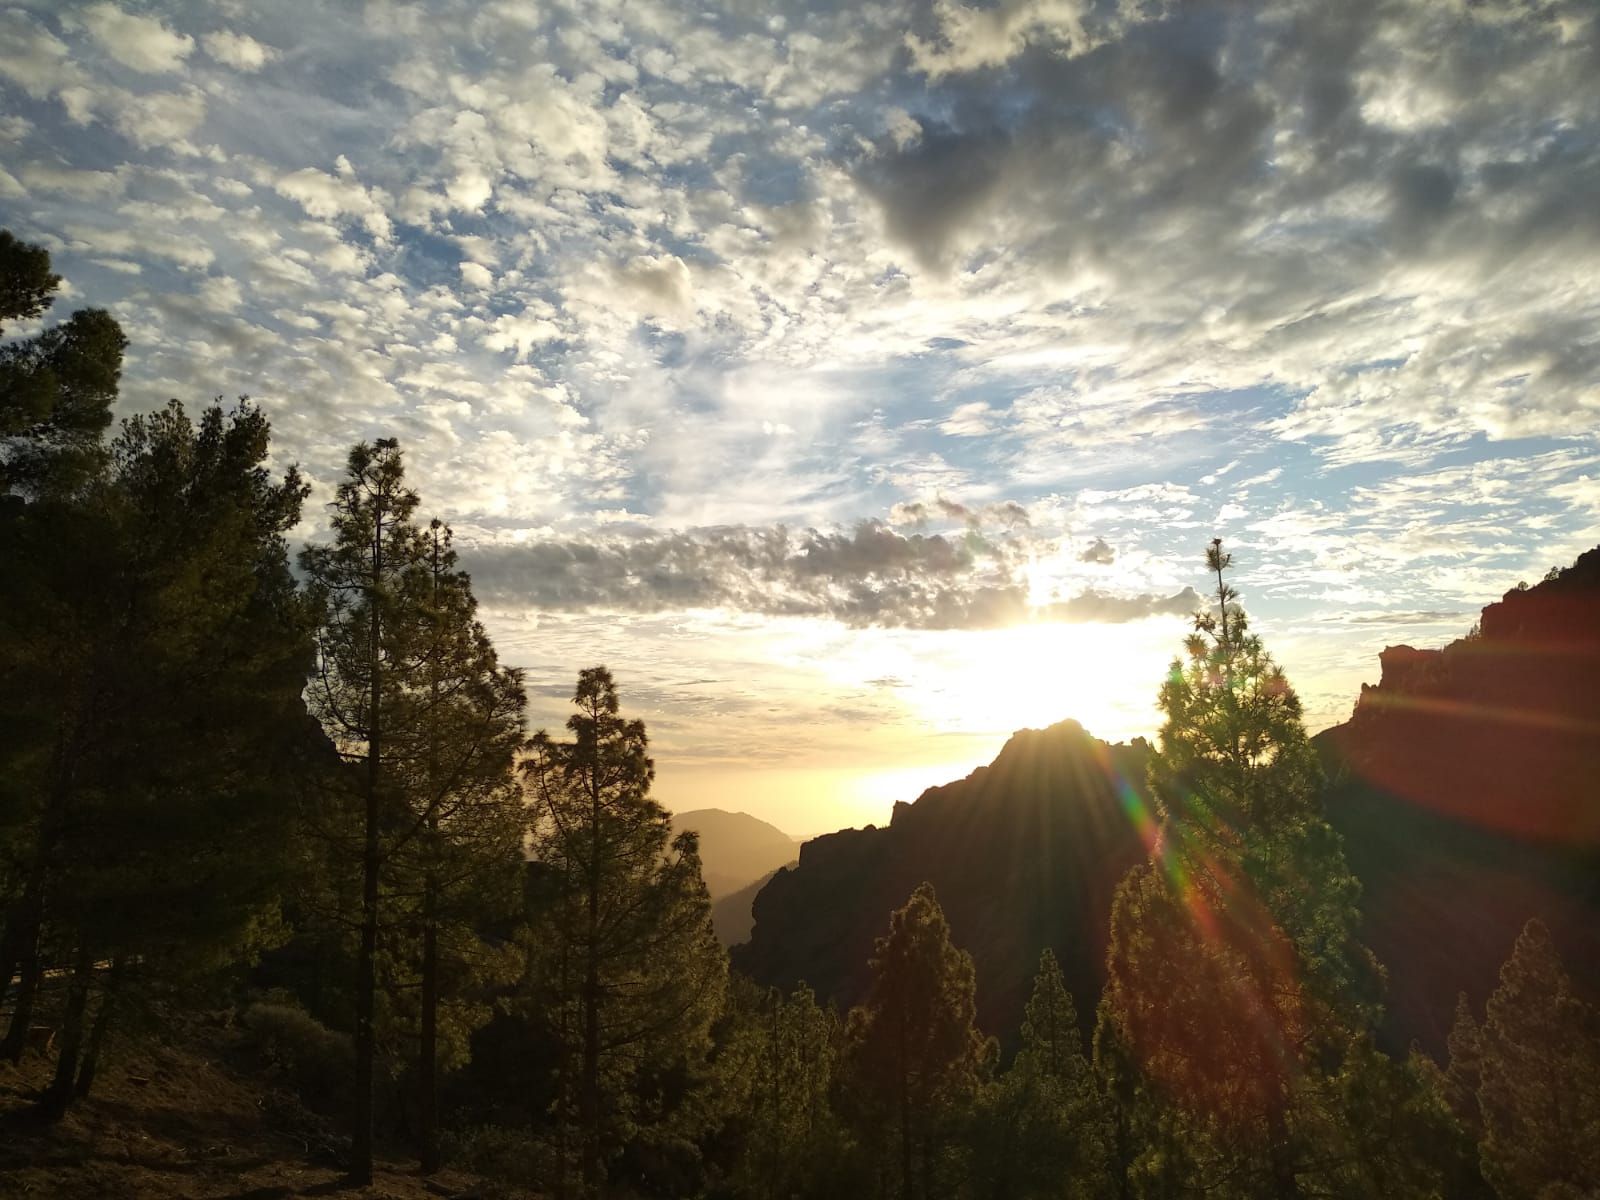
736,548,1600,1051
733,722,1151,1038
670,808,798,900
1316,545,1600,1051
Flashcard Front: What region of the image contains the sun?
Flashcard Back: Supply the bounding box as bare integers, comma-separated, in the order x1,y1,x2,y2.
915,620,1175,743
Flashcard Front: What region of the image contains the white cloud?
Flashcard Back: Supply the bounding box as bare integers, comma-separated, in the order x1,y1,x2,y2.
78,3,194,74
274,163,393,242
0,11,80,96
201,30,277,72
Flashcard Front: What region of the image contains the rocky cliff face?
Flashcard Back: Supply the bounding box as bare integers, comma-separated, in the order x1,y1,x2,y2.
732,721,1151,1038
1318,546,1600,1049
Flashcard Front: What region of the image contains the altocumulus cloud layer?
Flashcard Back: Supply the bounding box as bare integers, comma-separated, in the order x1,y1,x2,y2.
3,0,1599,753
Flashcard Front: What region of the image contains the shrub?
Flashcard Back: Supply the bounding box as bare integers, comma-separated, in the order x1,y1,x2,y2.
241,1001,354,1112
442,1124,553,1193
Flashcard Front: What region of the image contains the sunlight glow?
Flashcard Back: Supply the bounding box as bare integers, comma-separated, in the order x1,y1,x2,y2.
859,619,1181,745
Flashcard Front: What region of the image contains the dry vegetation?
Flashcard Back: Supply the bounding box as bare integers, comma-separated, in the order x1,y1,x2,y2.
0,1018,501,1200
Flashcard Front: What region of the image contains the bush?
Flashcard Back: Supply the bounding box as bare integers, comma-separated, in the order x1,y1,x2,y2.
442,1124,553,1194
241,1001,354,1112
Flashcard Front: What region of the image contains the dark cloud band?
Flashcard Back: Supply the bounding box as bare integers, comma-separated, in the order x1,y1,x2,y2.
465,522,1196,631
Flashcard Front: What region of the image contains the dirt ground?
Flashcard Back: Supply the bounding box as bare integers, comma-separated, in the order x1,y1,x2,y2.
0,1020,507,1199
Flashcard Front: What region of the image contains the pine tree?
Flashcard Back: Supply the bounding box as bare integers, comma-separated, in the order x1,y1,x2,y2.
966,950,1111,1199
1444,992,1485,1135
1094,539,1448,1197
1473,919,1600,1199
0,400,313,1116
0,230,124,497
301,438,428,1183
715,978,847,1200
844,882,988,1200
0,229,59,328
522,667,726,1198
386,518,526,1173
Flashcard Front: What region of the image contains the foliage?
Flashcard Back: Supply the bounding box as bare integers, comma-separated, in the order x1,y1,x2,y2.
1095,540,1448,1197
0,229,59,330
298,440,527,1178
710,975,854,1199
0,230,125,497
1468,920,1600,1199
243,1000,357,1112
521,666,726,1198
0,398,314,1118
965,950,1111,1199
843,882,989,1200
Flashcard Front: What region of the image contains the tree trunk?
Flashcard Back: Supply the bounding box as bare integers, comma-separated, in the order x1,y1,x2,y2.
39,942,93,1122
0,820,57,1062
0,929,43,1064
581,882,601,1197
75,955,125,1098
350,505,386,1187
581,771,602,1199
418,869,440,1173
350,725,381,1183
418,529,442,1175
1266,1102,1301,1198
898,1012,913,1200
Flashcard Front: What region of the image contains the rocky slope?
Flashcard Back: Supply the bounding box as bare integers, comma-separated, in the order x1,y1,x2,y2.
1317,546,1600,1049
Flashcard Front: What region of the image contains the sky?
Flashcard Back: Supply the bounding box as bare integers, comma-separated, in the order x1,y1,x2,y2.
2,0,1598,834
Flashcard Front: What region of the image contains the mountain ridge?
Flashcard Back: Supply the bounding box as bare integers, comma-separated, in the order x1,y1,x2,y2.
736,547,1600,1052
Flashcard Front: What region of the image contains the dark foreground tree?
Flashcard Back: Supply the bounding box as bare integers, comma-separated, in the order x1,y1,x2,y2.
1451,919,1600,1199
1095,540,1452,1197
713,977,848,1200
385,518,526,1173
0,229,125,497
301,439,428,1183
0,400,313,1117
966,950,1111,1199
522,667,725,1198
844,882,988,1200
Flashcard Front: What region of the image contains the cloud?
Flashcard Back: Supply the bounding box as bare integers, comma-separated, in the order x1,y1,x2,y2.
201,30,277,73
77,4,194,74
464,519,1189,631
274,159,392,241
612,254,694,321
907,0,1100,79
1038,587,1201,623
1079,537,1115,564
5,0,1600,753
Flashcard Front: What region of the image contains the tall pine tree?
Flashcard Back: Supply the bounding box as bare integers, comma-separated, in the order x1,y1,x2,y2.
1095,540,1449,1197
0,400,314,1117
966,949,1110,1200
844,882,989,1200
521,666,725,1199
1463,919,1600,1199
301,439,427,1183
386,518,526,1173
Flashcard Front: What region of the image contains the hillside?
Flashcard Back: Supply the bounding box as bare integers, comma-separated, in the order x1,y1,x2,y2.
0,1017,489,1199
671,808,798,899
1316,546,1600,1050
732,721,1151,1037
